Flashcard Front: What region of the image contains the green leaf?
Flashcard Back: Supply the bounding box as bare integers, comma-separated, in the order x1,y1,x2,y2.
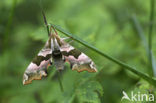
75,81,103,103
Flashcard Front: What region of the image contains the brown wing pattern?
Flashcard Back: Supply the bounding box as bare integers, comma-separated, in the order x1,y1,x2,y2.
60,43,97,73
23,41,52,85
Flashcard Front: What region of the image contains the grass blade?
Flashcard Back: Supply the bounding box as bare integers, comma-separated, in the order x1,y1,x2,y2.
131,14,148,53
131,14,156,76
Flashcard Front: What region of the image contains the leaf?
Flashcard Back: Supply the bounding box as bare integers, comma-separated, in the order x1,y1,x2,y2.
75,81,103,103
126,79,156,102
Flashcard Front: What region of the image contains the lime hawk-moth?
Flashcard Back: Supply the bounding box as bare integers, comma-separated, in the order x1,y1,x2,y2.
23,13,97,85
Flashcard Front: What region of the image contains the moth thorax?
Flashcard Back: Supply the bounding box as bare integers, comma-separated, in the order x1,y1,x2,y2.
51,38,60,51
52,50,62,58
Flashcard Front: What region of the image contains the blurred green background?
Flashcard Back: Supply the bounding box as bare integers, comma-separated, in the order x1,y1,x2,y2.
0,0,156,103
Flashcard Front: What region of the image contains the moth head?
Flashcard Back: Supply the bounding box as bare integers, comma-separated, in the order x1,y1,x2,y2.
48,25,64,52
51,37,60,52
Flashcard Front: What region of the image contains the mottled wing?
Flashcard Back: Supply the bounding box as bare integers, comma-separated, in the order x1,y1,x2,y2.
23,40,52,85
60,43,97,72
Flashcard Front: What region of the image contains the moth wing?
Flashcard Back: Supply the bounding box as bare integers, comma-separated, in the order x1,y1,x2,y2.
23,40,52,85
60,43,97,72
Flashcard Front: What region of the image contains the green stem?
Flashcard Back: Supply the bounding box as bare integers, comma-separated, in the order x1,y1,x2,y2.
58,70,64,92
3,0,16,52
51,24,156,86
149,0,155,51
148,0,155,76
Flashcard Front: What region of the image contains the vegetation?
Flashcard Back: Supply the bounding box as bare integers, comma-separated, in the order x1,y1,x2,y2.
0,0,156,103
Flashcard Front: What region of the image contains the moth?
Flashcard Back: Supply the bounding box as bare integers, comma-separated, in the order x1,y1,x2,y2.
23,13,97,85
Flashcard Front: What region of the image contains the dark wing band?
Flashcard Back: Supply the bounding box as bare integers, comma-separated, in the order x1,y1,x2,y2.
60,43,97,73
23,41,52,85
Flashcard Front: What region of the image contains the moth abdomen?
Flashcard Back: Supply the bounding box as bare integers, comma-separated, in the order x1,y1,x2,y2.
52,49,65,70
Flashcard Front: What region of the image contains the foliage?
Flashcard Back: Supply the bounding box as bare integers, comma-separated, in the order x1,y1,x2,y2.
0,0,156,103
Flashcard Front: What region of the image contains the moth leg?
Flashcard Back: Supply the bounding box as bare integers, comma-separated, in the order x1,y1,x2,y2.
68,40,73,44
49,59,53,65
61,37,71,41
61,37,73,44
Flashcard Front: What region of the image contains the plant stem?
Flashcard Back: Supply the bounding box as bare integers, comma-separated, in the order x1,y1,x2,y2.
51,24,156,86
148,0,155,76
58,70,64,92
3,0,16,52
148,0,155,51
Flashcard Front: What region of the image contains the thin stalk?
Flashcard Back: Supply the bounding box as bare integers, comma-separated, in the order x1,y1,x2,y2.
51,24,156,86
42,11,50,36
58,70,64,92
148,0,155,76
3,0,16,52
40,0,50,36
148,0,155,51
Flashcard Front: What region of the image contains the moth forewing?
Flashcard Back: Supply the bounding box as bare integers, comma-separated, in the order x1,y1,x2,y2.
60,42,97,73
23,40,52,85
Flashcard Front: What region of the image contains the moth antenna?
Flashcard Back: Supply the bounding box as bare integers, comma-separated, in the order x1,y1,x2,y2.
49,26,55,39
51,26,58,35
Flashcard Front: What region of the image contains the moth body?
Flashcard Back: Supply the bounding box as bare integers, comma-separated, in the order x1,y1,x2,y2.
23,26,97,85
